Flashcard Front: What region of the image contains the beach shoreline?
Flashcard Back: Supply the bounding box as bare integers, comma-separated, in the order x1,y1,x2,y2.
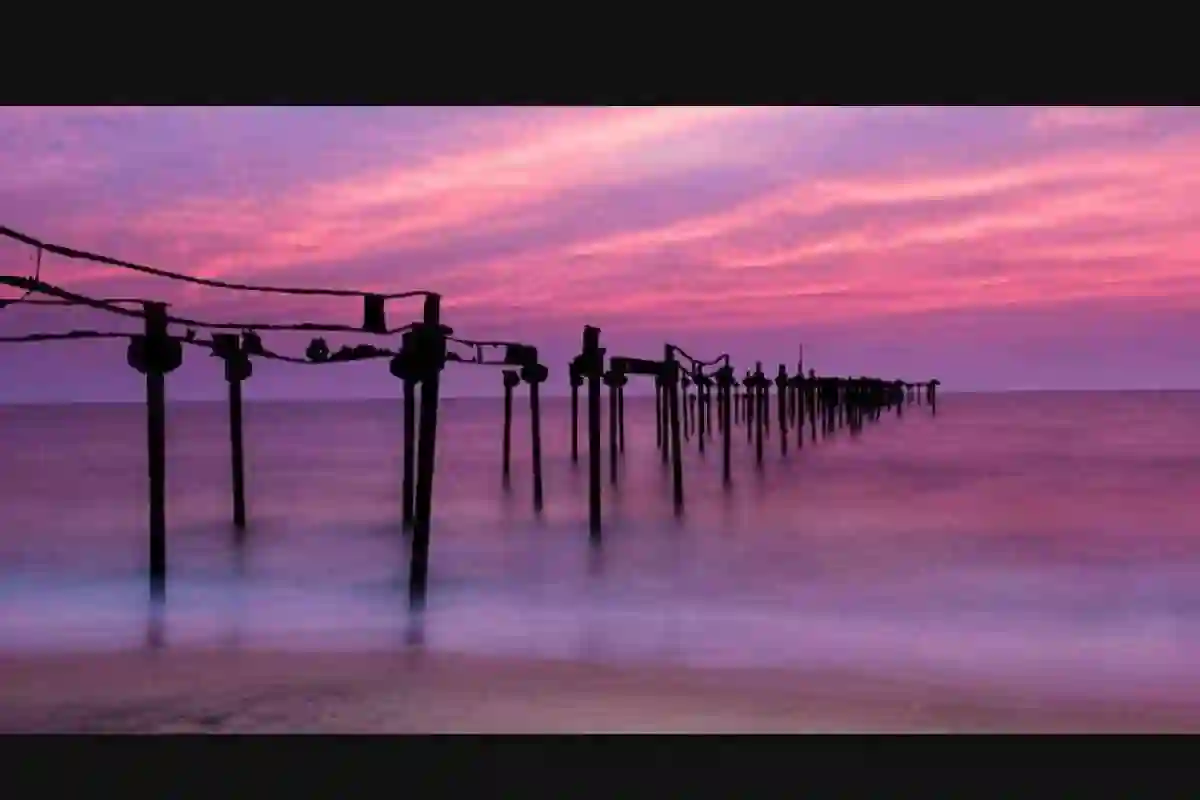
2,647,1198,733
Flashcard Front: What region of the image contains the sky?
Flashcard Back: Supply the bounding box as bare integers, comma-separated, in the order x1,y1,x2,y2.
1,105,1198,403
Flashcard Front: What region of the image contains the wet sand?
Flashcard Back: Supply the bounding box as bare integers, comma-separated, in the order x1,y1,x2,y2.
2,648,1198,733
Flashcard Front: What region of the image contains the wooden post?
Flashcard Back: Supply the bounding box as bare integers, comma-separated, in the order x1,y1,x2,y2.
144,303,169,602
754,363,765,467
719,368,732,487
617,378,626,455
583,327,604,542
527,363,545,513
762,376,771,439
696,373,706,456
665,346,684,516
222,337,249,532
502,370,519,490
409,294,444,610
776,366,788,457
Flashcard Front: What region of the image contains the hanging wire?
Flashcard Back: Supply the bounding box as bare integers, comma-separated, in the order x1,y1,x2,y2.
0,245,43,310
0,275,417,334
0,225,435,300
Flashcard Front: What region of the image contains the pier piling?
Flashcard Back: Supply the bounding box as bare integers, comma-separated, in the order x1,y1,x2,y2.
213,333,251,532
502,369,520,489
524,358,547,513
665,346,684,516
409,294,446,611
127,301,181,601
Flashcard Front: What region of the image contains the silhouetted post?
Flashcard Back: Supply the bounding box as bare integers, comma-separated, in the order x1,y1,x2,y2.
745,371,754,443
776,365,788,457
569,364,582,465
214,333,252,532
409,294,447,610
128,302,182,602
665,346,684,515
617,373,627,455
502,370,520,489
794,347,804,429
717,366,733,487
766,377,773,439
753,365,766,467
582,327,604,542
229,371,246,529
658,374,670,466
695,371,706,456
524,359,547,513
928,379,940,416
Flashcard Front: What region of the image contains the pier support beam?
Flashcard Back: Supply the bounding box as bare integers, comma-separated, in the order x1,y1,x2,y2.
409,294,447,611
580,327,605,542
127,301,182,602
502,370,520,490
213,333,252,533
524,359,547,513
665,346,684,516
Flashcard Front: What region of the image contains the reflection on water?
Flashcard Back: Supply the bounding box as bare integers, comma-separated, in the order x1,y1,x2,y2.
2,393,1200,701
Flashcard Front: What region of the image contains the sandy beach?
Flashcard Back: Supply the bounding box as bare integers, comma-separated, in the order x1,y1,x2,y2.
2,647,1199,733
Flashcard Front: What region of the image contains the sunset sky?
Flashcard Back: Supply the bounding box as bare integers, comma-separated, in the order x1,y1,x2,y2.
1,105,1198,403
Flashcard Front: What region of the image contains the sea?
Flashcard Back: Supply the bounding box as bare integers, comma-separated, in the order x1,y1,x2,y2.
2,391,1199,703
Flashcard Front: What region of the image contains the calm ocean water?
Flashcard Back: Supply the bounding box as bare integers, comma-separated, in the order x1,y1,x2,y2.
2,392,1200,700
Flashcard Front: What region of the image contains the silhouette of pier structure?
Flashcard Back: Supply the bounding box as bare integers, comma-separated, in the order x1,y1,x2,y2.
0,226,549,611
1,226,940,611
568,331,941,540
